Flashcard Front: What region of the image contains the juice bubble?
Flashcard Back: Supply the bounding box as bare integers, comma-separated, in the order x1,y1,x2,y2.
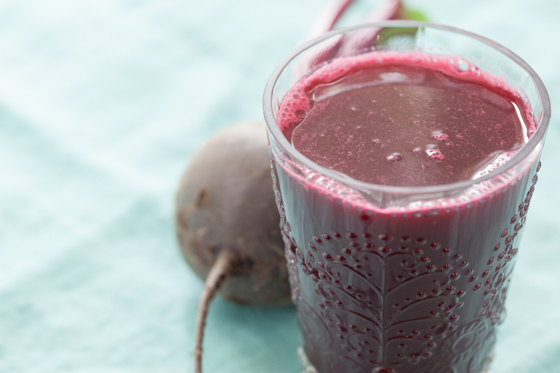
426,148,444,161
456,60,470,72
431,131,449,141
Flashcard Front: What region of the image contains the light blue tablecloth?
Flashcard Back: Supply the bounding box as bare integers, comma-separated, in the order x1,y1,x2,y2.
1,0,559,372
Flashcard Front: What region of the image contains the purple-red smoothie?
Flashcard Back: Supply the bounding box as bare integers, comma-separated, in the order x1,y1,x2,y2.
290,64,528,187
270,53,541,373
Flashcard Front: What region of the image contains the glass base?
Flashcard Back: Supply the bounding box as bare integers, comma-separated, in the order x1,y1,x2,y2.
298,347,317,373
298,347,494,373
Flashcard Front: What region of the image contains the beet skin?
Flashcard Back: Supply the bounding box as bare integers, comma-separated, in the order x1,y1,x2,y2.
175,122,291,306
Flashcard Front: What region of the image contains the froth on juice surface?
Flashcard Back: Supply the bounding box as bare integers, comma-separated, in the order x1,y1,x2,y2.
278,53,534,187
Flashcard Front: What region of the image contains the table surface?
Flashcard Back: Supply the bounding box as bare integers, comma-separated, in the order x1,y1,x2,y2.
1,0,559,372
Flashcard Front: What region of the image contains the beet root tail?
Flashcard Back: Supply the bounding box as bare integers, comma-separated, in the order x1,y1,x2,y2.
194,250,236,373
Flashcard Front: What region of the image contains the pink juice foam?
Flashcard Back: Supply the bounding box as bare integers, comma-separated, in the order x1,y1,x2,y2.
279,52,535,188
269,52,542,373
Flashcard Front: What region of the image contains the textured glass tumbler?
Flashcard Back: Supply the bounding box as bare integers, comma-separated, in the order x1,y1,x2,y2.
263,22,550,373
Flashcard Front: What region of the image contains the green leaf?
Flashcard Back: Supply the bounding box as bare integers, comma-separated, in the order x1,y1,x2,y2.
403,7,429,22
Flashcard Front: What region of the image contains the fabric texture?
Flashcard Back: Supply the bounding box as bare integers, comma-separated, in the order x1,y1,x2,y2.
1,0,559,372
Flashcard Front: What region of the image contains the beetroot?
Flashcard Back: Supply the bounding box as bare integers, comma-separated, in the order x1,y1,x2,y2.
175,122,291,373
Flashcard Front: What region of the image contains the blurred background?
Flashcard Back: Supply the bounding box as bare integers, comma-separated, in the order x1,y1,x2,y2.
1,0,559,372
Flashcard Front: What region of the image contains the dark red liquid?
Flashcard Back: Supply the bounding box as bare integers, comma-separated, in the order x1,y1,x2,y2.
270,53,541,373
291,65,528,186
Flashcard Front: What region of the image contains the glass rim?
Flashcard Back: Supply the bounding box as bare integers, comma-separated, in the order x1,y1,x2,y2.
263,20,551,196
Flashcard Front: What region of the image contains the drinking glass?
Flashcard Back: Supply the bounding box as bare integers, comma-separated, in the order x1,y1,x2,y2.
263,21,550,373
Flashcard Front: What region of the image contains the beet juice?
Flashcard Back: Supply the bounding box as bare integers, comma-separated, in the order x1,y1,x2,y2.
264,23,550,373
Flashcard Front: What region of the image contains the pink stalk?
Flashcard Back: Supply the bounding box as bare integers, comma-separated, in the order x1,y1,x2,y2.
292,0,405,83
305,0,356,40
